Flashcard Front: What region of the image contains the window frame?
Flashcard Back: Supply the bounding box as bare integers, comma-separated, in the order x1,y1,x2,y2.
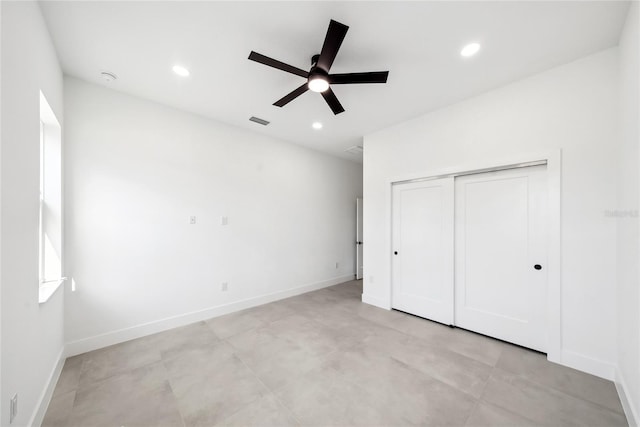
39,91,65,304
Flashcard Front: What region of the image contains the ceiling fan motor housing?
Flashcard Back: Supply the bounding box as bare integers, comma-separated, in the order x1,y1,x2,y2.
309,55,328,78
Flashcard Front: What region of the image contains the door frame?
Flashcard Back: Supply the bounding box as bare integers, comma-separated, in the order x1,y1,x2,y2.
387,150,562,364
356,198,364,280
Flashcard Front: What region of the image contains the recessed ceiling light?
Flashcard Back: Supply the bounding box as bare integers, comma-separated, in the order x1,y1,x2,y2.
312,122,323,130
172,65,190,77
100,71,117,82
460,42,481,58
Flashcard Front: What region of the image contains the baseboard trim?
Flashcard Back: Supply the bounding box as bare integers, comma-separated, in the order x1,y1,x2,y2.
65,274,354,357
30,347,65,427
560,350,616,380
361,293,390,310
616,368,639,427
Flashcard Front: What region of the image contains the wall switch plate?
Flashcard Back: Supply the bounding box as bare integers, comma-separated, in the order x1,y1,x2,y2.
335,262,339,269
189,216,197,225
221,216,228,226
10,394,17,424
221,282,228,291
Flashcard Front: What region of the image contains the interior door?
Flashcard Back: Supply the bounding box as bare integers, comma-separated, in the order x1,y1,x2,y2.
392,178,454,324
454,165,548,352
356,198,364,280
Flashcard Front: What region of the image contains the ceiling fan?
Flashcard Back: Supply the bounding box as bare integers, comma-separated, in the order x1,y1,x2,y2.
248,19,389,115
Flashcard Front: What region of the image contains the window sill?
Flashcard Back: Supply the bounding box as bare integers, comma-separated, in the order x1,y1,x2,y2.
39,279,65,304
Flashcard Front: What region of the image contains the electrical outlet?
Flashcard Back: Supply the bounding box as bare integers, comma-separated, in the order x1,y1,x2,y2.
221,216,229,226
189,216,197,225
335,262,339,269
10,394,17,424
221,282,228,292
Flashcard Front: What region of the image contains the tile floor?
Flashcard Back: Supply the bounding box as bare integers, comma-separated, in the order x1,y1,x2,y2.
43,280,628,426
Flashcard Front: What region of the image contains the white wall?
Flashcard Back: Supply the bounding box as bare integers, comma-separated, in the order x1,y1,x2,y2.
616,2,640,425
0,1,4,422
363,48,619,379
63,77,362,352
1,1,4,422
1,2,65,426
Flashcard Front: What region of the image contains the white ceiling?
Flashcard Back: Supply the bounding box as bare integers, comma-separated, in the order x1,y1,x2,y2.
40,1,630,162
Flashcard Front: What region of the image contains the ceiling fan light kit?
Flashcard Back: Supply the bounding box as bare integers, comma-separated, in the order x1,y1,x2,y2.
307,54,330,93
308,78,329,93
248,19,389,115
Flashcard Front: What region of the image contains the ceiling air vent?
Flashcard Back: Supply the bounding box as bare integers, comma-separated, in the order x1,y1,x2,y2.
345,145,364,155
249,116,270,126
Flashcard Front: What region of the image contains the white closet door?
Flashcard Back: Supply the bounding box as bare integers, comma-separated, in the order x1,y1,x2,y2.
392,178,454,324
454,165,548,352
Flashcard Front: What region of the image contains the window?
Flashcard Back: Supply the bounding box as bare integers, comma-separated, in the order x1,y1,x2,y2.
39,91,64,303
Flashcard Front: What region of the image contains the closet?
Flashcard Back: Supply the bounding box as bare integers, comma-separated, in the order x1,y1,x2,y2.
391,165,548,352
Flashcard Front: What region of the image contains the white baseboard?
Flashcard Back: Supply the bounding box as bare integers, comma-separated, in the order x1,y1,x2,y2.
65,274,354,357
30,347,65,427
560,350,616,380
616,368,639,427
361,293,390,310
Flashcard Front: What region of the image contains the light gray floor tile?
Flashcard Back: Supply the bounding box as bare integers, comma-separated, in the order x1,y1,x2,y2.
251,301,298,323
302,305,359,328
389,314,506,366
278,294,333,315
206,309,269,339
301,288,350,306
496,343,625,414
162,339,237,379
442,328,509,366
228,324,332,391
214,393,299,427
52,355,83,397
165,342,270,426
482,369,628,426
227,325,301,366
70,362,184,427
367,365,478,426
275,304,369,352
354,301,409,325
390,338,493,398
44,280,629,427
78,336,163,387
327,346,477,426
42,390,76,427
250,345,335,391
145,320,220,361
327,345,418,391
274,365,385,426
357,322,415,353
465,402,539,426
266,315,342,356
326,280,362,293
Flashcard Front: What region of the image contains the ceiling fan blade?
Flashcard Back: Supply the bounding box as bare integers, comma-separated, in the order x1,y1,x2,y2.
316,20,349,72
273,83,309,107
329,71,389,85
321,87,345,115
248,51,309,78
